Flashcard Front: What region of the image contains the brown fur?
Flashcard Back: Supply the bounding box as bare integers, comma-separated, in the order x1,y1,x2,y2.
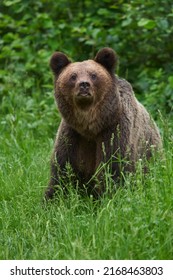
45,48,162,200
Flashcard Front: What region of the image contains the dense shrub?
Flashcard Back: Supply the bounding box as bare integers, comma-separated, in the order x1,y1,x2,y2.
0,0,173,129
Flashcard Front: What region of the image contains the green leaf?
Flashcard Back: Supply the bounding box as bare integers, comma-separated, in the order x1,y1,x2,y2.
4,0,21,6
97,8,110,16
168,76,173,88
122,17,132,27
138,18,156,29
92,28,101,39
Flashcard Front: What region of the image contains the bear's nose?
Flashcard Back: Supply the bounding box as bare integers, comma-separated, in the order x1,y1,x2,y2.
79,81,90,89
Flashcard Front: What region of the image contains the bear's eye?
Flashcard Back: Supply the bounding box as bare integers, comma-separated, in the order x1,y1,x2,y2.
91,73,97,80
70,73,77,81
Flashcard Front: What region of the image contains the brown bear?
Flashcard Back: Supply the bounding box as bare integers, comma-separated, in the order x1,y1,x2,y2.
45,47,162,200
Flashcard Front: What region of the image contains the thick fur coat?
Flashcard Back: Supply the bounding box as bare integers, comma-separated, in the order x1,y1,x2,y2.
45,48,162,199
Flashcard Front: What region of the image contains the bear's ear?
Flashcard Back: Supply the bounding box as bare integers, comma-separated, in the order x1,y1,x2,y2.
94,47,118,74
50,52,71,76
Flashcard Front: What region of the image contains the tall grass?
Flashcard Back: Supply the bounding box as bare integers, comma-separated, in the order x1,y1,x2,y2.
0,76,173,260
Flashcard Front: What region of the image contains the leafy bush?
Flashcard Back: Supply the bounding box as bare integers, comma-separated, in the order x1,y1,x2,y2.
0,0,173,137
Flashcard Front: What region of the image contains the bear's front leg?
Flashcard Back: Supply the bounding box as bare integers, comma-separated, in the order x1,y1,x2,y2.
93,128,122,196
44,158,60,200
44,121,79,201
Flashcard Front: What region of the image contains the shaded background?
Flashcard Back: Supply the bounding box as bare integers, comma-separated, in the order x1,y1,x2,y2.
0,0,173,139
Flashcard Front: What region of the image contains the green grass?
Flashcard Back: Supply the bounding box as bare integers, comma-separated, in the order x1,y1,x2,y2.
0,120,173,260
0,77,173,260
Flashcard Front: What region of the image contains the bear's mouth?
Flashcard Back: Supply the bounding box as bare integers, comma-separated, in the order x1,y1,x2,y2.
75,89,93,108
77,88,92,98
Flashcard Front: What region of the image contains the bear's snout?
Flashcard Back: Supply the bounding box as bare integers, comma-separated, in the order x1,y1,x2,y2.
77,80,92,97
79,81,90,90
74,80,94,109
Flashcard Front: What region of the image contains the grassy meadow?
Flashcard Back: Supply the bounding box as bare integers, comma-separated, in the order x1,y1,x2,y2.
0,75,173,260
0,0,173,261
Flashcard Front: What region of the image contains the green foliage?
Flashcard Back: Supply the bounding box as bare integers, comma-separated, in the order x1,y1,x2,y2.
0,0,173,121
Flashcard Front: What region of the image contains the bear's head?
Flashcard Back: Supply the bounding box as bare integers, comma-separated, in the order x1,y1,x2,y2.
50,48,118,110
50,48,120,137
